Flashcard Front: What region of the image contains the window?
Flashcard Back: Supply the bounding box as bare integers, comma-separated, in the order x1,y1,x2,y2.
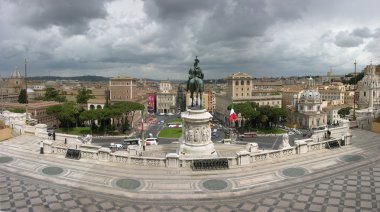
241,80,244,85
247,81,250,85
236,93,238,96
235,81,239,85
247,93,249,96
241,88,243,91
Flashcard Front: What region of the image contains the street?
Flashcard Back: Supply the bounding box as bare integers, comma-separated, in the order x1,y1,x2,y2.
92,114,304,150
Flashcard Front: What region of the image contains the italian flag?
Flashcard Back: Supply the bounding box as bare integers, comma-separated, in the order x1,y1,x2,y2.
229,107,237,122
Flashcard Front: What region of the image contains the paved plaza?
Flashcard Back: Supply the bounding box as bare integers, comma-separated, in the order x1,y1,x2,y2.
1,129,380,211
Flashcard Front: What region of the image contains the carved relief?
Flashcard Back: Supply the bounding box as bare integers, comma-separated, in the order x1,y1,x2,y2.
255,154,267,161
188,130,194,143
202,128,207,143
147,159,160,166
283,149,293,156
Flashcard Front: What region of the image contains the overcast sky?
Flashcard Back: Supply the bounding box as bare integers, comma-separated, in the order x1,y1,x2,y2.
0,0,379,80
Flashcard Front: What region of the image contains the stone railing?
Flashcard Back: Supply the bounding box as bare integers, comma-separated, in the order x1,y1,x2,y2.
245,147,296,164
38,120,352,169
41,133,351,168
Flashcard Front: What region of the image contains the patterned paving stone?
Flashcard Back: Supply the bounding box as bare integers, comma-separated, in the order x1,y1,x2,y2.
2,131,380,211
42,166,64,175
339,154,364,162
281,167,307,177
202,179,229,191
115,178,141,190
0,156,13,163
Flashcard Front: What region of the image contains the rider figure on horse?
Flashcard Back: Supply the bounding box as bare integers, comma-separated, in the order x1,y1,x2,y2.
187,56,205,108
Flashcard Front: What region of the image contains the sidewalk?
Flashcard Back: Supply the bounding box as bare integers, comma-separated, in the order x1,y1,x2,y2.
1,129,380,211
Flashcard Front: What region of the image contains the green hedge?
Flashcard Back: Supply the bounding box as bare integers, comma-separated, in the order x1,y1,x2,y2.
158,128,182,138
56,127,91,135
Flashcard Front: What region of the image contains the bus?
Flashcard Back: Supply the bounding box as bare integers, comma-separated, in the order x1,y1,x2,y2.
123,138,141,146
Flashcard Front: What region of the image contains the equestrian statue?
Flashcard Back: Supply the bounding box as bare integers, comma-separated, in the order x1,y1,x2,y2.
187,56,205,108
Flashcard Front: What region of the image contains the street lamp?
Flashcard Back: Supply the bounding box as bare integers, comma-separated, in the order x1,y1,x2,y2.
353,60,357,121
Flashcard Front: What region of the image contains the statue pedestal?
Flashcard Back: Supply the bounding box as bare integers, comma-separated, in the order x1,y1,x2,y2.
178,108,217,158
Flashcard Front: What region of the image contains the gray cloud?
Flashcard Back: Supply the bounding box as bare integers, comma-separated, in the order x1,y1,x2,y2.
143,0,212,23
0,0,380,79
6,0,108,34
335,31,364,48
352,27,373,38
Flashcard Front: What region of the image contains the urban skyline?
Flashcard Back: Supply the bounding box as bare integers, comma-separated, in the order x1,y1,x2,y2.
0,0,379,80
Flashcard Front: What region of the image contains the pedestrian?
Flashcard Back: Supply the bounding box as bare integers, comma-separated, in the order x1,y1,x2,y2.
40,141,44,154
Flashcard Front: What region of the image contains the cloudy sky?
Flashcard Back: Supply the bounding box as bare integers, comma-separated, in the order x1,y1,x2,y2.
0,0,379,80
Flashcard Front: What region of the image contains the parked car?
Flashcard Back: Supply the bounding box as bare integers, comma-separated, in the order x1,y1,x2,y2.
239,132,257,138
109,143,123,150
144,138,158,145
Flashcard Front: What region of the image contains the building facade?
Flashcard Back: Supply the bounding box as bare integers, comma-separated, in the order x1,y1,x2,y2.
109,76,137,102
214,72,282,123
156,93,176,114
156,81,176,114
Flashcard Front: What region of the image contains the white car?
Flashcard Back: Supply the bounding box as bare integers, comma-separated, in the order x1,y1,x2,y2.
144,138,158,146
288,131,295,135
109,143,123,150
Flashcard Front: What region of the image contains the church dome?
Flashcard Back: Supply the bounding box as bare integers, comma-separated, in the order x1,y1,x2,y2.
362,75,379,88
45,81,57,87
10,68,22,78
300,89,321,103
299,77,321,103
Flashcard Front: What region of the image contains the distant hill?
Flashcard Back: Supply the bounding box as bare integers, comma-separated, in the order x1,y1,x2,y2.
29,75,110,82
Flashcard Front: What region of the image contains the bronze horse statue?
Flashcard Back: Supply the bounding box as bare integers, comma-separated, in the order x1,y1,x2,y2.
187,56,204,108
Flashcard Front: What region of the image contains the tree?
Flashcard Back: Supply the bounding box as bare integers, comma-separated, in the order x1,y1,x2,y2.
47,102,77,130
349,72,364,84
76,88,95,104
338,107,352,118
18,89,27,104
44,87,66,102
110,101,144,132
227,102,287,130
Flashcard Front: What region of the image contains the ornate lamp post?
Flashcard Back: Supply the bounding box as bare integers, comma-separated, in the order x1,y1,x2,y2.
353,60,357,121
24,58,29,124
